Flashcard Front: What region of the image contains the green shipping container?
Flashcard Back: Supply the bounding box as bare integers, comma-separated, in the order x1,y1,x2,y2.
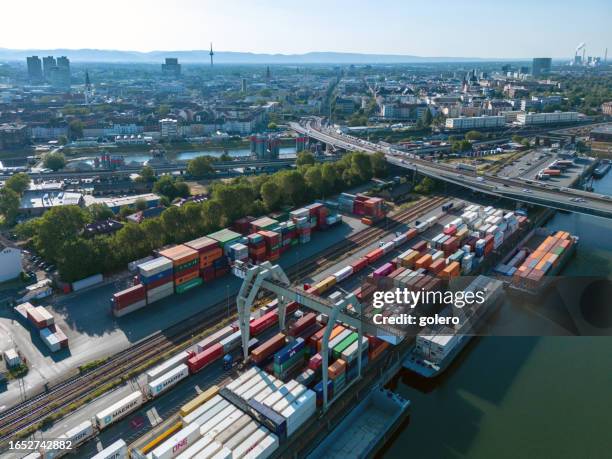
273,349,305,374
175,258,198,272
175,277,203,294
207,228,242,248
333,333,358,359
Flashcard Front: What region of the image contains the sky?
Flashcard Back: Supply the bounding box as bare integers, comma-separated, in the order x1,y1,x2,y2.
2,0,611,58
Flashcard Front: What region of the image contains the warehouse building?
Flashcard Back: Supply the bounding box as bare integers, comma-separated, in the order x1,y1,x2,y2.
516,111,579,125
445,115,505,130
0,244,22,282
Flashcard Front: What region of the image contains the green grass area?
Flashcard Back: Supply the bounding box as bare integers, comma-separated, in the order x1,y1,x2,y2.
7,363,29,380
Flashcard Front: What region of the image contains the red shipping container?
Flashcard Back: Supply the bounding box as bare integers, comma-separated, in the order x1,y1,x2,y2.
201,267,215,281
146,274,173,290
428,259,446,274
365,248,384,262
289,312,316,337
412,240,428,253
351,257,369,272
250,310,279,336
187,343,223,373
113,284,146,309
405,228,418,241
443,225,457,236
308,353,323,371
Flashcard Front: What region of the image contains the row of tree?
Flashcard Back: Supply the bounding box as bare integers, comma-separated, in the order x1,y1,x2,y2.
0,173,31,224
16,151,388,282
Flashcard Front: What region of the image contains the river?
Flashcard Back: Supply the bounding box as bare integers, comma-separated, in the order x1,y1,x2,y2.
383,171,612,458
120,146,296,164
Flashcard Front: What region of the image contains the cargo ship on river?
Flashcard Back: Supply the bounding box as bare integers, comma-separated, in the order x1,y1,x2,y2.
403,276,504,379
509,230,578,296
592,160,611,179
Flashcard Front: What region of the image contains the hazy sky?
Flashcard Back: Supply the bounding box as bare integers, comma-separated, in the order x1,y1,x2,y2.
2,0,611,58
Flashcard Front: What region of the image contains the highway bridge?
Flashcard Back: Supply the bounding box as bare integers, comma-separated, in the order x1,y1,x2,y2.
0,156,338,182
291,121,612,219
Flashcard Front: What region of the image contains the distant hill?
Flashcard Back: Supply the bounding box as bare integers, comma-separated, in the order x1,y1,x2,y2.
0,48,503,64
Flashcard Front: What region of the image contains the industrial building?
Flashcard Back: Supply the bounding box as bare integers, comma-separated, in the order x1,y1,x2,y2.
516,111,579,125
532,57,552,76
445,115,505,130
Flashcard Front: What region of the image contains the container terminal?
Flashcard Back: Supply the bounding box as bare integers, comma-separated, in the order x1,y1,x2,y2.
0,194,578,459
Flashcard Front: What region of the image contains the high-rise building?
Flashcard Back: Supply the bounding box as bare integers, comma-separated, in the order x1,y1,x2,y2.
26,56,43,82
161,58,181,77
49,56,71,89
532,58,552,77
241,78,247,93
159,118,179,139
42,56,56,79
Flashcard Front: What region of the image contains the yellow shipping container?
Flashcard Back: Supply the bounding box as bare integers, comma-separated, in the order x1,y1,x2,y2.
179,385,219,418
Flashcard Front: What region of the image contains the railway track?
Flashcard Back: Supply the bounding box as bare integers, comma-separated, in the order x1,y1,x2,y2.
0,196,447,444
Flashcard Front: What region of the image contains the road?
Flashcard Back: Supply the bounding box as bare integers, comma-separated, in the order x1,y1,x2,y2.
292,120,612,219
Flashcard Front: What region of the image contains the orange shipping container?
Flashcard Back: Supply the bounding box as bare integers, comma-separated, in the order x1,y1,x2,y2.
328,359,347,379
369,341,389,361
158,245,199,265
175,270,199,285
415,254,433,269
317,325,346,352
440,261,460,279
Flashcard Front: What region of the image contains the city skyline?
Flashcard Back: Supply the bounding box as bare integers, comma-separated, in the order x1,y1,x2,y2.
1,0,611,59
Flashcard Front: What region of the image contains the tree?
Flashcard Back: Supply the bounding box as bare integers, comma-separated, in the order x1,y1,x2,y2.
88,203,114,221
5,173,31,195
304,166,324,198
512,135,524,144
68,120,84,140
34,206,90,262
138,165,156,183
261,181,282,211
0,188,20,224
187,156,214,178
465,130,484,141
370,152,388,178
321,163,338,194
58,135,68,146
296,151,315,167
422,108,433,126
275,171,307,206
267,122,278,130
135,198,148,211
350,152,373,182
44,152,66,171
153,176,188,201
452,140,472,152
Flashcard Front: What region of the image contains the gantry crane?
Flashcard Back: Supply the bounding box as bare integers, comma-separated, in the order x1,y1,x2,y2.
234,261,366,411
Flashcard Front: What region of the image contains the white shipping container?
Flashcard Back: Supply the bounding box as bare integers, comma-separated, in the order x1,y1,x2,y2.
63,420,94,447
281,390,316,437
210,447,232,459
148,364,189,397
72,273,103,292
380,241,394,254
232,427,268,459
147,351,191,382
213,414,251,445
90,439,128,459
176,438,222,459
332,266,352,282
152,423,201,459
432,250,444,261
222,421,259,450
198,326,238,354
112,299,147,317
226,368,260,392
241,379,282,402
261,380,300,408
197,406,239,439
139,257,173,276
242,433,279,459
184,397,229,426
341,337,369,364
271,384,307,413
219,331,242,353
95,391,143,429
20,453,42,459
146,282,175,301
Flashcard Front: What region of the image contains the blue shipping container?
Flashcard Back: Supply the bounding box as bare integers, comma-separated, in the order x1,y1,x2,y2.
140,268,173,284
247,399,287,439
274,338,305,365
